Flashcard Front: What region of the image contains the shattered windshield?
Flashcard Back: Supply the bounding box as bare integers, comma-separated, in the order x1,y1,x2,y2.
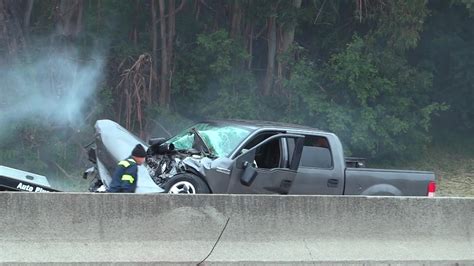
166,123,252,157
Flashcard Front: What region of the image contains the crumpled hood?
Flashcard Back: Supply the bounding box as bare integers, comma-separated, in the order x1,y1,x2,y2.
94,119,164,193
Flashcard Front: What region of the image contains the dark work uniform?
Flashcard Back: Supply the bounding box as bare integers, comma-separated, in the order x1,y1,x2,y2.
107,157,138,193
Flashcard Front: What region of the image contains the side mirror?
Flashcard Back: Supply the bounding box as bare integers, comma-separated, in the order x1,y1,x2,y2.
240,161,258,186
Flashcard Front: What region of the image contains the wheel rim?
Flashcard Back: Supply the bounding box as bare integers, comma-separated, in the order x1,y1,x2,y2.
168,181,196,194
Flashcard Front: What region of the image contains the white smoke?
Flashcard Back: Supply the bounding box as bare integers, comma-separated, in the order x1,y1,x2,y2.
0,47,104,131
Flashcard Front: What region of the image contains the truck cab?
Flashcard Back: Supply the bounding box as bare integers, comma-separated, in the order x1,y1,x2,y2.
219,122,435,196
221,126,347,195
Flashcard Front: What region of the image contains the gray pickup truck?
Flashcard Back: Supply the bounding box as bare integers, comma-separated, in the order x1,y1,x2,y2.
86,119,436,196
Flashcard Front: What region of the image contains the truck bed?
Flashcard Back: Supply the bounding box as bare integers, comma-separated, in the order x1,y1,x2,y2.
344,167,435,196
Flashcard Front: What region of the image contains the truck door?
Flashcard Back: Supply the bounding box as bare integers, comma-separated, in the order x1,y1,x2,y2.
288,135,344,195
226,134,304,194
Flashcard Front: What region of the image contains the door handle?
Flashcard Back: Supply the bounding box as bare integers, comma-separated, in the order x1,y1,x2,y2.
327,179,339,187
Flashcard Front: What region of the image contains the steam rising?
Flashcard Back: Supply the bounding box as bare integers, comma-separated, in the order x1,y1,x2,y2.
0,48,104,131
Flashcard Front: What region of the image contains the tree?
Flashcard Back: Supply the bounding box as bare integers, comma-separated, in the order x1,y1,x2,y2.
151,0,159,101
262,1,277,96
0,0,27,57
155,0,185,109
55,0,84,40
3,0,474,176
280,0,445,159
416,0,474,132
261,0,303,96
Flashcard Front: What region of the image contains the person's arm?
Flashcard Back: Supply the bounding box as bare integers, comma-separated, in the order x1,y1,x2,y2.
107,165,125,192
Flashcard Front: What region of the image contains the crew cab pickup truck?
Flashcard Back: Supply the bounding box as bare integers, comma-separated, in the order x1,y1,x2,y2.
86,119,437,196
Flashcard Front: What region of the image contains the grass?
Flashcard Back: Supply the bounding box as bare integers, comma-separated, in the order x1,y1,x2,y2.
47,171,90,192
406,146,474,197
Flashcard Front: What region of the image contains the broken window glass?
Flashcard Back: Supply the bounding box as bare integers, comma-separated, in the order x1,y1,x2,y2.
166,123,252,157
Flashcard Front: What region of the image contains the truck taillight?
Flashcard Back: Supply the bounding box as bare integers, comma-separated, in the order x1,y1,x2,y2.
427,181,436,197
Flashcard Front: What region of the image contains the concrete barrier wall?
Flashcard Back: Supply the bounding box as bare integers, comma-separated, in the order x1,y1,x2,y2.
0,193,473,264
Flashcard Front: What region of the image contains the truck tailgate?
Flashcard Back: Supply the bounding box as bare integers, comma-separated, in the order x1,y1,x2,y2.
344,167,435,196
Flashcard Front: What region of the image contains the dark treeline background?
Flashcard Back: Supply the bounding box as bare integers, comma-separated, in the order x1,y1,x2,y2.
0,0,473,190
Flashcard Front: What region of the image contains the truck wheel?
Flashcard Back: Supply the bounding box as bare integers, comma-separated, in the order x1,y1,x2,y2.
163,173,210,194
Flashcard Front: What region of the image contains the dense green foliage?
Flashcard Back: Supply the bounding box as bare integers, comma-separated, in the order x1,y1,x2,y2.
0,0,473,181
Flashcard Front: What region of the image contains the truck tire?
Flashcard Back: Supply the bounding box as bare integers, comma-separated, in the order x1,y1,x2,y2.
163,173,210,194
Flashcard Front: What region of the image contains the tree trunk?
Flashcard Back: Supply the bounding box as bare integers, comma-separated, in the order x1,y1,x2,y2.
166,0,176,106
130,0,139,47
262,14,276,96
193,0,200,20
57,0,84,40
279,0,301,53
246,21,253,69
230,0,242,39
151,0,158,102
213,1,225,32
96,0,101,33
23,0,34,31
157,0,184,108
275,0,301,91
0,0,26,58
158,0,169,108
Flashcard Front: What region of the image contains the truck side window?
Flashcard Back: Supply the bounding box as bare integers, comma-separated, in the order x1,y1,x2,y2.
243,133,276,150
254,138,281,169
299,136,333,169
